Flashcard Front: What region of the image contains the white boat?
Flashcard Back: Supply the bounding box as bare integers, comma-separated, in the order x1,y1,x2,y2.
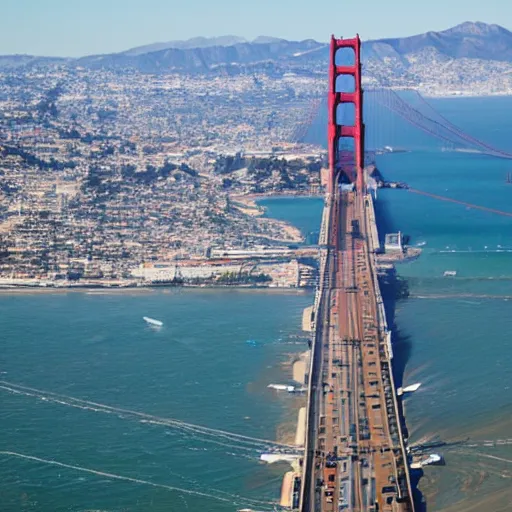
260,453,299,464
410,453,443,469
403,383,421,393
143,316,163,327
420,454,443,466
397,382,421,396
443,270,457,277
268,384,295,392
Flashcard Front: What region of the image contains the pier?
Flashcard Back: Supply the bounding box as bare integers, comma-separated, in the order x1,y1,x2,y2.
298,35,414,512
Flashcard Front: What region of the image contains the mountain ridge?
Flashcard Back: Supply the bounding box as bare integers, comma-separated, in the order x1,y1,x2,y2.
122,35,249,56
1,22,511,74
365,21,512,62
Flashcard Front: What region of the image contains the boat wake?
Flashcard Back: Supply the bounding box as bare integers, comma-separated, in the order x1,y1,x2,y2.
437,249,512,254
0,380,298,454
411,294,512,300
0,451,277,509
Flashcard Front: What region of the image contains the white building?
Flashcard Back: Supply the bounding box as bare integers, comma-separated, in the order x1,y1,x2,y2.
384,232,403,253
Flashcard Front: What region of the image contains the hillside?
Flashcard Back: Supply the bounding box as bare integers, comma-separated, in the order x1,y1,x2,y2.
1,22,511,94
75,39,326,72
364,22,512,62
362,22,512,94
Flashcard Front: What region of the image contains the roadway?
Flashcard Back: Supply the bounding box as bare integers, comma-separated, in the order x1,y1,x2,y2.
300,187,414,512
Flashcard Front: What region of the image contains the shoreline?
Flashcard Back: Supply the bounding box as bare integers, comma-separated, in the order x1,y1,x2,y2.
233,192,323,244
422,92,512,99
1,194,323,295
274,320,311,507
388,89,512,99
232,191,323,216
0,285,313,295
233,192,323,201
0,192,318,297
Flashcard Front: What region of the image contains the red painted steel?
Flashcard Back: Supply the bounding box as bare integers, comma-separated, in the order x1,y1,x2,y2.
328,34,365,194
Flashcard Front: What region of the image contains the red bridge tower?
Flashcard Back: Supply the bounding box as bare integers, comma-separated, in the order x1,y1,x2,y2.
327,35,365,194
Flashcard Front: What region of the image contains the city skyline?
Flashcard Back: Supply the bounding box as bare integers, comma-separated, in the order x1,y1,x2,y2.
1,0,510,57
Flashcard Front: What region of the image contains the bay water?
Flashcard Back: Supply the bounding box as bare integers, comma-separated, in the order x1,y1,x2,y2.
373,98,512,511
0,289,312,511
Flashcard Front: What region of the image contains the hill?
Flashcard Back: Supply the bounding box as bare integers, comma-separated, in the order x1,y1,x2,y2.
1,23,512,94
75,39,327,72
122,36,248,56
364,22,512,62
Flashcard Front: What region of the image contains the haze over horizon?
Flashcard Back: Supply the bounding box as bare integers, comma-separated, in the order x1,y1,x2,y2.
1,0,510,57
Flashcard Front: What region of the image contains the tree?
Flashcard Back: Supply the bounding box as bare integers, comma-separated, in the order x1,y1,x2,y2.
121,164,137,178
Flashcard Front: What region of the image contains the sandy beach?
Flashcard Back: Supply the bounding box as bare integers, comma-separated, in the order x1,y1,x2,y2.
231,195,264,215
231,196,265,217
292,351,310,385
280,471,295,507
295,407,307,447
302,305,314,332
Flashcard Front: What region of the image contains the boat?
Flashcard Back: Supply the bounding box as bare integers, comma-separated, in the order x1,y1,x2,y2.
143,316,163,327
268,384,296,392
397,382,421,396
260,453,299,464
403,383,421,393
410,453,444,469
423,454,443,465
443,270,457,277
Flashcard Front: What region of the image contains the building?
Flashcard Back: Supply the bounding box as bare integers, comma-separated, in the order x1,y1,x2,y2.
384,232,403,253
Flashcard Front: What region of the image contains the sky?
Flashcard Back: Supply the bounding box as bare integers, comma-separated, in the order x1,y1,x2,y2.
1,0,511,57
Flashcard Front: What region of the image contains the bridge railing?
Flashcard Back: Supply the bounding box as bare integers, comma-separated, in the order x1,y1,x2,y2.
300,193,333,511
364,193,415,509
318,195,332,247
312,249,328,329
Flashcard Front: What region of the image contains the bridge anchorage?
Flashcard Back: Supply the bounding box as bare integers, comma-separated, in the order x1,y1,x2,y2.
299,34,416,512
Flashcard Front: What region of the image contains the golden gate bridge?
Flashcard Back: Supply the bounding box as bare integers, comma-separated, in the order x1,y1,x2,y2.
293,88,512,161
291,80,512,219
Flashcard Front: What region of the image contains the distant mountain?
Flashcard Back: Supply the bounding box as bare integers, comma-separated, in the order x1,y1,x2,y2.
75,21,512,74
123,36,292,56
364,21,512,62
76,39,327,72
0,55,68,70
1,22,511,80
67,22,512,75
252,36,287,44
123,36,248,56
360,22,512,93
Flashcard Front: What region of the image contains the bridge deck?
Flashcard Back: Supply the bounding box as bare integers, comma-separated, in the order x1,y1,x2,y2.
301,190,414,512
